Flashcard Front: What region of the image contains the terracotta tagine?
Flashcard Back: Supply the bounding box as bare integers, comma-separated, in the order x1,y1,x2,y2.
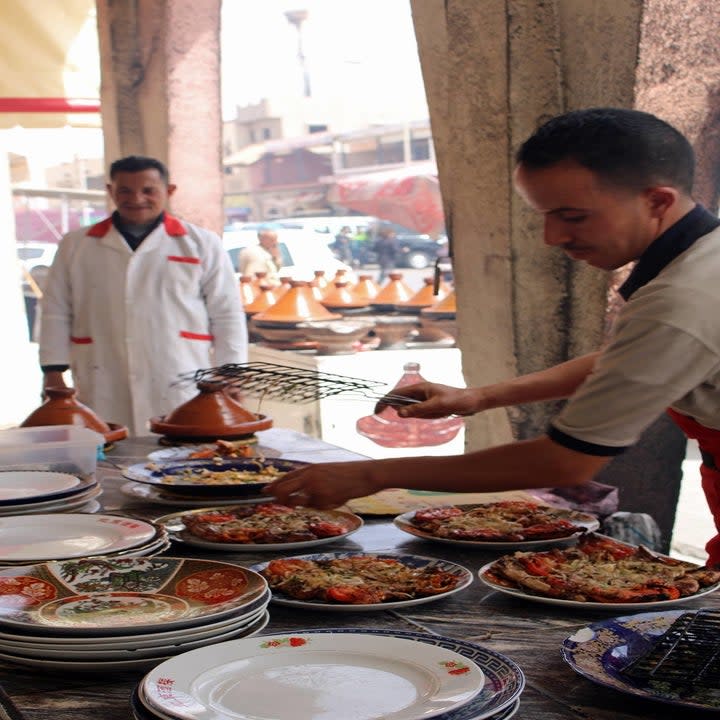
239,275,257,306
244,284,279,317
149,381,273,440
321,281,369,311
252,280,341,325
421,289,457,318
356,362,464,447
372,272,414,311
274,276,293,300
21,386,128,443
298,319,375,355
351,274,381,303
396,276,451,313
372,315,419,348
312,270,330,297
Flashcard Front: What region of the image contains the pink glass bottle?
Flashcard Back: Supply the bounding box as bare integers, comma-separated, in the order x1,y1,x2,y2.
356,362,464,447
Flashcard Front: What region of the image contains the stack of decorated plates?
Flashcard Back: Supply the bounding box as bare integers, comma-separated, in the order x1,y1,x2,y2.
0,470,102,516
132,628,525,720
0,556,270,672
0,513,170,566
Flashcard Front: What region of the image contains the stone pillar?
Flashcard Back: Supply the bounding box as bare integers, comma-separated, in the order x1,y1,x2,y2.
95,0,224,233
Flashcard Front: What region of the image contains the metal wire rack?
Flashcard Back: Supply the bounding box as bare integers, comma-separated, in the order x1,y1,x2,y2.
620,609,720,691
176,362,404,404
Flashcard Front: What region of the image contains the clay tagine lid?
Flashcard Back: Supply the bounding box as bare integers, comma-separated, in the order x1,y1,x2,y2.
372,272,414,307
21,387,128,443
252,280,342,324
352,274,380,302
239,275,257,306
149,381,273,439
421,289,457,317
312,270,330,295
322,281,369,310
244,284,278,316
397,276,450,311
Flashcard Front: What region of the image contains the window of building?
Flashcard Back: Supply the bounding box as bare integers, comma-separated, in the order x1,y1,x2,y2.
262,127,272,140
308,124,328,134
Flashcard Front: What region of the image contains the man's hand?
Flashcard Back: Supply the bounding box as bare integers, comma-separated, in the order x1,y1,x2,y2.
375,382,481,418
265,460,383,509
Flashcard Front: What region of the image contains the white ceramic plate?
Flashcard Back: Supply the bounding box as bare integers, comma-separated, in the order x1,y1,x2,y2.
394,505,600,549
120,481,271,507
158,505,363,552
0,588,271,648
0,611,270,673
250,552,473,611
141,628,523,720
1,610,271,660
0,513,158,562
143,632,485,720
0,485,102,516
0,471,89,504
478,559,720,610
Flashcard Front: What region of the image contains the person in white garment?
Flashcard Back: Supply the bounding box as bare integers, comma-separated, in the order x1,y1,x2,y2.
238,229,283,286
39,155,248,436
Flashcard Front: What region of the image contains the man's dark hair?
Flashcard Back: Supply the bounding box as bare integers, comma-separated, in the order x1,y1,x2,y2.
109,155,170,184
516,108,694,194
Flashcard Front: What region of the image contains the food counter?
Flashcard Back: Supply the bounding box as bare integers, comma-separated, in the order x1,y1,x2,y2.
0,429,718,719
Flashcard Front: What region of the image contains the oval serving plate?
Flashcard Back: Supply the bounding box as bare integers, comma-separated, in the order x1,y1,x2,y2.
123,458,308,498
250,551,473,611
0,556,268,635
0,471,94,506
394,503,599,549
157,505,363,552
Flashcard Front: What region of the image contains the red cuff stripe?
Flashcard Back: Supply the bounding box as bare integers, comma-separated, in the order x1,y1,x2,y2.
180,331,214,341
70,336,93,344
167,255,201,264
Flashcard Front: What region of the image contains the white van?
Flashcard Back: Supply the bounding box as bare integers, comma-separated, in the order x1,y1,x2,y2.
223,228,355,283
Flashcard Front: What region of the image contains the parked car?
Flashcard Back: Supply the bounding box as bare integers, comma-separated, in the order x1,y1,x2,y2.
223,228,355,283
362,222,448,270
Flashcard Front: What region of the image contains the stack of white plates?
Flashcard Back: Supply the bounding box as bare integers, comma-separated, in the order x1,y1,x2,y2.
0,513,170,566
0,556,270,672
0,470,102,516
132,628,525,720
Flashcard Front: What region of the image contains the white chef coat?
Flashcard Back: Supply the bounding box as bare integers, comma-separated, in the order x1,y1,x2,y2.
39,214,248,436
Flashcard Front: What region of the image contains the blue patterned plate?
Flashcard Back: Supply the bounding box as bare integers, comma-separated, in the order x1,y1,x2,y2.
250,551,473,611
562,610,720,710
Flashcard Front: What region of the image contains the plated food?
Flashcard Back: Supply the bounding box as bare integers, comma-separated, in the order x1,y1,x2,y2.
123,458,307,498
254,552,473,610
394,501,599,548
480,533,720,607
157,504,363,551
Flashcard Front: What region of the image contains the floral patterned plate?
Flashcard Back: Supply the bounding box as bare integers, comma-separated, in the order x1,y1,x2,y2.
0,556,267,635
562,610,720,710
143,632,485,720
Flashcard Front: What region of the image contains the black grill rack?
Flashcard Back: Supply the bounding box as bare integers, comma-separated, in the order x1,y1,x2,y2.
621,609,720,691
177,363,389,404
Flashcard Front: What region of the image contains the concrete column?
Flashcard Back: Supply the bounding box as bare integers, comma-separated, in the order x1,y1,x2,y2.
95,0,224,233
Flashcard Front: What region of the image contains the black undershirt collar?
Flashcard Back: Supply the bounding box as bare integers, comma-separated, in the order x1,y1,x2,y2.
112,210,165,251
619,204,720,300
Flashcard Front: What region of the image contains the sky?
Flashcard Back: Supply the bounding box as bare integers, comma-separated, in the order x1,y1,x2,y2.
4,1,429,169
220,0,429,121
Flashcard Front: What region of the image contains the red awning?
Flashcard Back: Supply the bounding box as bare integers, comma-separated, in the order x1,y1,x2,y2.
327,163,445,236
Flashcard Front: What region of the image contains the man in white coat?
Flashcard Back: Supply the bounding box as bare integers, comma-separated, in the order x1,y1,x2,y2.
39,155,248,436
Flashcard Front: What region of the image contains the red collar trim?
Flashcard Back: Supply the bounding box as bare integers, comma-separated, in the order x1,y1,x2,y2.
86,214,186,238
163,214,186,236
86,217,113,237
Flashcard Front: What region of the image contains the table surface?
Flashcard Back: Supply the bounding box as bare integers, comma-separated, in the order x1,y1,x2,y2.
3,428,719,720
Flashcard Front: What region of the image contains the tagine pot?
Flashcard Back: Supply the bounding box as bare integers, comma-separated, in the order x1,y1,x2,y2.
21,386,128,443
321,281,369,312
149,381,273,440
396,277,450,313
351,274,381,302
356,362,463,447
252,280,341,324
372,272,414,311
